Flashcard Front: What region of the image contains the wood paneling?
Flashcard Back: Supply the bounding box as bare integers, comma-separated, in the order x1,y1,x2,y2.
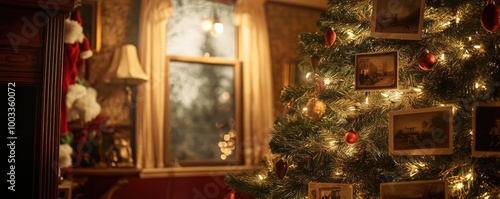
0,1,73,198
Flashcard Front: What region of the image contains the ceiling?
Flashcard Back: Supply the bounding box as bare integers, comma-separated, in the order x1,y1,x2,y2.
208,0,328,10
267,0,328,9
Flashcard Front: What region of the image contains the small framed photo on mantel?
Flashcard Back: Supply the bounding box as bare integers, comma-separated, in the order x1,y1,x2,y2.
308,182,353,199
472,101,500,157
370,0,425,40
389,106,453,155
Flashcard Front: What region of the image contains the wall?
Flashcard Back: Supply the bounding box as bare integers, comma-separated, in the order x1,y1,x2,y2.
86,0,139,126
71,175,252,199
265,2,323,115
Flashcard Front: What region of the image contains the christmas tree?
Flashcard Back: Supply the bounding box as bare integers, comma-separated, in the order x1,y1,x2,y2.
225,0,500,198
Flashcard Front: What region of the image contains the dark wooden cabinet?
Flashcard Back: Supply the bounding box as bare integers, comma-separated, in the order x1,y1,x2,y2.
0,1,74,198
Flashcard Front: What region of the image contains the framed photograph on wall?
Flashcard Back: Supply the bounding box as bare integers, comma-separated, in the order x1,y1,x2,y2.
389,106,453,155
308,182,353,199
355,51,398,91
472,101,500,157
370,0,425,40
380,180,448,199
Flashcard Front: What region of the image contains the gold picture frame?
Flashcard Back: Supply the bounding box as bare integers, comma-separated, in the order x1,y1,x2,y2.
77,0,102,52
389,106,453,155
472,101,500,157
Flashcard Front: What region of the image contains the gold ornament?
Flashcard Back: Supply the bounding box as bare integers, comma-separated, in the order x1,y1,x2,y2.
306,98,326,120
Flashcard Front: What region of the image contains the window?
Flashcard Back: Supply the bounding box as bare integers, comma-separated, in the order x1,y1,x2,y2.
167,0,241,166
167,0,236,58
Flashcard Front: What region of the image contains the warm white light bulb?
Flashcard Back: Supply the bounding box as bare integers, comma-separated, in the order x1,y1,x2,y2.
229,130,235,138
465,173,473,180
463,50,470,59
324,78,331,85
347,30,355,39
213,22,224,35
201,19,213,32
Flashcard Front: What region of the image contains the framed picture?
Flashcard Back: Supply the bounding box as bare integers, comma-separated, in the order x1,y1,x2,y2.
58,181,72,199
167,56,242,166
355,51,398,91
282,58,305,88
308,182,353,199
380,180,448,199
77,0,102,52
370,0,425,40
472,101,500,157
389,106,453,155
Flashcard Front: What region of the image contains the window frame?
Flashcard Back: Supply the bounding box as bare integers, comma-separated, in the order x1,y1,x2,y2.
165,55,243,166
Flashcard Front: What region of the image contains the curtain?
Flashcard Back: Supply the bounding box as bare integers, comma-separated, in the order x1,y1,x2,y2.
234,0,275,165
136,0,171,169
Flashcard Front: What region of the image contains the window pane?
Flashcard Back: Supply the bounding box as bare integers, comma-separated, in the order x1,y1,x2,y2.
169,61,237,162
167,0,236,58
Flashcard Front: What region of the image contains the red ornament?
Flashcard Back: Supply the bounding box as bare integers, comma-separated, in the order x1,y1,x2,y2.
275,159,288,180
481,3,500,33
324,28,336,47
418,50,436,70
224,192,236,199
315,80,326,95
344,129,359,144
310,55,321,72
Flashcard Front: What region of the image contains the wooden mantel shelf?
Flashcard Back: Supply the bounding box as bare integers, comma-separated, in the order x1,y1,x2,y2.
68,165,257,178
70,168,141,176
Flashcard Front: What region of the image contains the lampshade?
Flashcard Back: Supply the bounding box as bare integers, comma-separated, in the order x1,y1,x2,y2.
104,44,148,85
